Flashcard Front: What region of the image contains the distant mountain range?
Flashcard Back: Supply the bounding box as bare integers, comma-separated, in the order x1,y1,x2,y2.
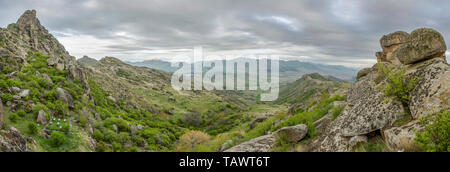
127,59,359,84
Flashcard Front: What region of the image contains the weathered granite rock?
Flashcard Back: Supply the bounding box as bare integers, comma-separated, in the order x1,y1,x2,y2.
383,120,423,152
0,127,37,152
395,28,447,65
37,110,46,124
275,124,308,142
356,67,371,81
380,31,409,48
349,135,368,149
225,135,277,152
406,58,450,118
11,87,21,93
56,87,74,109
250,116,268,129
380,31,409,65
18,89,30,98
313,114,332,135
344,70,405,136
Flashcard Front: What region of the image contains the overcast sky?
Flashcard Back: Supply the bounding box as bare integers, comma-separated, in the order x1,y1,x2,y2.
0,0,449,67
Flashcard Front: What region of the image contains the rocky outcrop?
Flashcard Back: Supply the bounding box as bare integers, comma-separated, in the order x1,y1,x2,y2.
406,59,450,119
225,135,277,152
378,31,409,65
312,28,448,152
0,127,38,152
274,124,308,142
395,28,447,65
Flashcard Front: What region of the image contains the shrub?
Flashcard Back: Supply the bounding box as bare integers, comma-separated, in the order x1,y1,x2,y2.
1,93,13,103
17,110,26,118
176,130,210,152
378,66,420,107
49,132,65,147
28,122,39,135
93,130,105,141
415,110,449,152
184,112,202,127
52,100,68,116
78,115,88,128
8,113,19,123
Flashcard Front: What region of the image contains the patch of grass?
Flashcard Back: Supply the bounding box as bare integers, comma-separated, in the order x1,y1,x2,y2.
331,106,345,121
352,137,391,152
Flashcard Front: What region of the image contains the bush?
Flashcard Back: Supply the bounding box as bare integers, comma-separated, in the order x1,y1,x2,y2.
49,132,65,147
17,110,26,118
176,130,210,152
184,112,202,127
378,66,420,107
415,110,449,152
93,130,105,141
8,113,19,123
28,122,39,135
1,93,13,103
52,100,68,116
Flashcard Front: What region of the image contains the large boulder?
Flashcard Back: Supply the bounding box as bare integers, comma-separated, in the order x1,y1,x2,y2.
379,31,409,65
275,124,309,142
36,110,47,125
18,89,30,98
380,31,409,48
250,116,268,129
383,120,423,152
395,28,447,65
56,87,74,109
225,135,277,152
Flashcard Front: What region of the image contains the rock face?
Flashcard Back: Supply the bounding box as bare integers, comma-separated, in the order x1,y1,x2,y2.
274,124,308,142
407,59,450,119
56,87,75,109
343,70,405,136
225,135,277,152
395,28,447,65
0,127,37,152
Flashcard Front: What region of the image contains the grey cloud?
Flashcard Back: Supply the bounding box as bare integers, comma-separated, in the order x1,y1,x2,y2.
0,0,449,67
